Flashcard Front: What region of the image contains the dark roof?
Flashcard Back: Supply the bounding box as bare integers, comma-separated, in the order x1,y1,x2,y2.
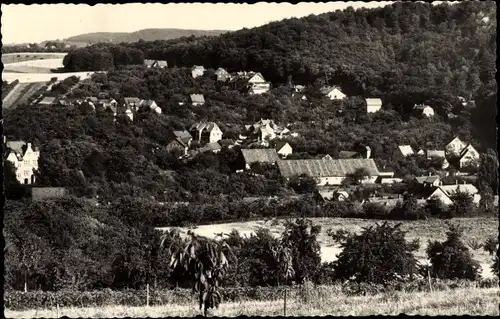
277,159,380,178
338,151,361,159
190,122,219,133
218,139,235,147
241,148,280,165
170,137,188,148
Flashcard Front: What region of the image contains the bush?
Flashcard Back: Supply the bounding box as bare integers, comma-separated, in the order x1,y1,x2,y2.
426,224,481,280
329,222,420,285
483,237,499,277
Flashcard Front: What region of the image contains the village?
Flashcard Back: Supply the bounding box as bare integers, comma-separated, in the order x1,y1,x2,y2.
3,60,489,208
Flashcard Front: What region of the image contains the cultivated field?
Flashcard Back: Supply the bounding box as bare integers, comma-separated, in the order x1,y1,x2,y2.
1,52,67,65
5,286,499,317
2,82,47,109
157,217,499,278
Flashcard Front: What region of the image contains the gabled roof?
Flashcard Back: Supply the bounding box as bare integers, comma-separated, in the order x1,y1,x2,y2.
275,141,290,151
124,97,141,105
5,141,27,157
170,137,188,148
459,144,479,158
192,65,205,71
173,130,192,140
398,145,414,157
277,159,380,178
320,86,342,95
190,122,219,133
241,148,280,165
446,136,466,148
425,176,440,183
215,67,229,74
190,94,205,104
414,104,433,110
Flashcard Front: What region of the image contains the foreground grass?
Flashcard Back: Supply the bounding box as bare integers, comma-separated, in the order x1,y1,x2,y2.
6,286,499,317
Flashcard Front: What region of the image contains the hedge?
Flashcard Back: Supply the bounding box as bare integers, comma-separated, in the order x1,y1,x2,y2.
5,278,498,311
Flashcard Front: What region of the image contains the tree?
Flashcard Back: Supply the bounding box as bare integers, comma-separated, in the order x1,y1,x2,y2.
426,224,481,280
288,174,318,194
270,241,295,316
161,230,235,316
447,191,475,218
478,149,499,195
346,167,371,185
329,222,420,285
483,237,499,277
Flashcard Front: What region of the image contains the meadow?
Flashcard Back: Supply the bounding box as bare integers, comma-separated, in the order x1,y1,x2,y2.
5,285,499,317
157,216,499,278
1,52,66,65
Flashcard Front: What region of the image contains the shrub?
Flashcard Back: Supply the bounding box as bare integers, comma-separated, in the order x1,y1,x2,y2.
483,237,499,277
329,222,420,285
426,224,481,280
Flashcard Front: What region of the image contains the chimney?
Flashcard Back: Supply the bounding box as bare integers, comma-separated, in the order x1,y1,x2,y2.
3,135,6,144
27,142,32,150
456,180,458,185
428,172,431,177
365,146,371,159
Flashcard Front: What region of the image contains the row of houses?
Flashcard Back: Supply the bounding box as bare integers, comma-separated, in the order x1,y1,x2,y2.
398,136,480,169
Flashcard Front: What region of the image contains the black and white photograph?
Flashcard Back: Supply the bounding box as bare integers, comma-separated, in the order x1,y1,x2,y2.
2,1,498,317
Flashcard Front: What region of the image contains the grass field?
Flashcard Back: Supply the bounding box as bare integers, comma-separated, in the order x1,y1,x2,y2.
2,82,47,109
157,216,499,278
5,286,499,317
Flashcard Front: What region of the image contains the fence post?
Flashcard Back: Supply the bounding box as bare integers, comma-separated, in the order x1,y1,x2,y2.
56,303,60,318
427,268,433,293
147,283,150,307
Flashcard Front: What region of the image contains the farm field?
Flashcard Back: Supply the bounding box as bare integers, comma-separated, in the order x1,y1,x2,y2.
5,286,499,317
1,52,67,64
2,82,46,109
3,58,65,73
157,216,499,278
2,71,95,84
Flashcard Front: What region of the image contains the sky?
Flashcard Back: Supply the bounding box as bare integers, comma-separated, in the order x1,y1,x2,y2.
1,2,399,44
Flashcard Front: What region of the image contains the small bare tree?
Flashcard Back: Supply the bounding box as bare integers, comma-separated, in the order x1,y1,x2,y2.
271,243,295,316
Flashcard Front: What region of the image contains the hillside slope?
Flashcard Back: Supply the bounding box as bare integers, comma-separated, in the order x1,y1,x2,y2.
64,28,229,44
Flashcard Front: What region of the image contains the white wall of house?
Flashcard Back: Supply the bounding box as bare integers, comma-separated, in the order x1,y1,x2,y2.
317,175,377,186
209,127,223,143
367,103,382,113
277,144,293,157
428,189,453,206
422,106,435,117
326,88,346,100
6,143,39,184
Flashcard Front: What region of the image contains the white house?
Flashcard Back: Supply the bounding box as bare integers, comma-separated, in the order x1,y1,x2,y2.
458,144,480,168
275,141,293,158
445,137,468,156
125,108,134,121
248,72,266,84
320,86,346,100
191,65,205,78
248,83,271,95
215,67,231,82
398,145,414,157
189,122,223,144
4,139,40,184
365,98,382,113
190,94,205,106
414,104,435,117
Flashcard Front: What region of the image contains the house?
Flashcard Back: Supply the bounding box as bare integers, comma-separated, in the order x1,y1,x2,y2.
277,158,380,186
398,145,414,157
416,149,425,156
413,104,435,117
191,65,205,78
365,98,382,113
378,177,404,184
339,146,371,159
124,97,142,110
145,59,168,68
317,188,349,202
458,144,480,168
426,150,449,169
190,94,205,106
189,122,223,144
141,100,162,114
38,96,56,105
124,108,134,121
166,138,189,156
4,139,40,184
445,137,468,156
240,148,280,170
248,72,266,84
215,67,231,82
320,86,346,100
100,98,118,112
31,187,67,201
172,131,193,146
275,141,293,158
247,119,288,141
293,85,305,93
427,182,481,206
248,83,271,95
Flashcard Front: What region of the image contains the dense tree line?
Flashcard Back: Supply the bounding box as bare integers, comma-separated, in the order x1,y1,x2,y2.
62,44,145,71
